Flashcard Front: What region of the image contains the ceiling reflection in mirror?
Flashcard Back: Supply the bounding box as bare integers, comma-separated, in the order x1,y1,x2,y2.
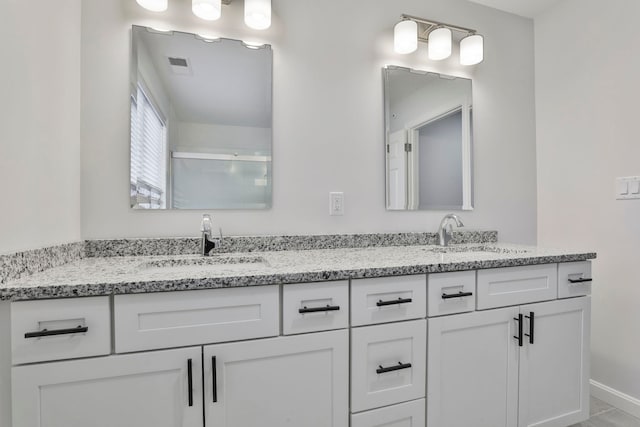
384,66,473,211
130,26,272,209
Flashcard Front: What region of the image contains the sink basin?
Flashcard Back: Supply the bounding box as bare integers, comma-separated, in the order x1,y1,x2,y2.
139,255,269,273
423,245,530,255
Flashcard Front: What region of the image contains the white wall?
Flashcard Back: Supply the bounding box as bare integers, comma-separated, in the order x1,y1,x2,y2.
536,0,640,406
81,0,537,242
0,0,81,255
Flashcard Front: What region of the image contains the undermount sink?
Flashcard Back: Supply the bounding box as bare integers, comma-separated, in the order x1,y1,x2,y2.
139,255,269,273
423,245,530,255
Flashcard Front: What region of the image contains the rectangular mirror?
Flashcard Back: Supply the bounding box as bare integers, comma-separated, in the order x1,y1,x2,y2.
130,26,272,209
384,66,473,211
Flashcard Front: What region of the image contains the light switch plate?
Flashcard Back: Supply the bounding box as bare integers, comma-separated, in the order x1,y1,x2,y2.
329,192,344,215
616,176,640,200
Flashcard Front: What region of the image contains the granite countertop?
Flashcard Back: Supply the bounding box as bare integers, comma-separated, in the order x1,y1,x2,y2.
0,243,596,301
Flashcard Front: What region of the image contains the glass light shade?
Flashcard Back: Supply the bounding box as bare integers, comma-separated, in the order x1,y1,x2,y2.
394,20,418,54
193,0,221,20
136,0,168,12
245,0,271,30
460,34,484,65
428,27,452,60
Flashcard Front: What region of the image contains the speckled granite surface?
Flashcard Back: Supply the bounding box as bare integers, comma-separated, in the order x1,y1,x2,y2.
0,242,84,285
0,243,596,301
84,230,498,257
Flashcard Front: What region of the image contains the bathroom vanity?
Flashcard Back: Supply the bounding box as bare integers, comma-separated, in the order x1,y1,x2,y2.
0,236,595,427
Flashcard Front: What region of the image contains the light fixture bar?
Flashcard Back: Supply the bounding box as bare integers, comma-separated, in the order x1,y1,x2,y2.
400,14,477,35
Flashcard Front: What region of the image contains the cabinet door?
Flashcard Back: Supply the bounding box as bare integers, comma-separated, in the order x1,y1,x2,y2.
204,329,348,427
12,347,202,427
518,297,590,427
427,307,519,427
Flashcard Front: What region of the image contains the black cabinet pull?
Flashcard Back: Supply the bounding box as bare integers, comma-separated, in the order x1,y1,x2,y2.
376,298,413,307
298,305,340,314
525,312,535,344
212,356,218,403
568,277,593,284
24,325,88,339
376,362,412,374
514,314,523,347
187,359,193,407
441,291,473,300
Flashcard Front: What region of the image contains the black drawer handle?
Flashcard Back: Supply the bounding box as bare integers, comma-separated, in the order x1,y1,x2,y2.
568,277,593,284
24,325,88,339
441,291,473,300
376,298,413,307
376,362,412,374
212,356,218,403
514,314,523,347
187,359,193,407
298,305,340,314
525,312,534,345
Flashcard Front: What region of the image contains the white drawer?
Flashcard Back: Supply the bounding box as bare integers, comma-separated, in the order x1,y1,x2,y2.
351,319,426,412
351,275,426,326
351,399,425,426
428,271,476,317
282,281,349,335
114,286,279,353
558,261,592,299
477,264,558,310
11,296,111,365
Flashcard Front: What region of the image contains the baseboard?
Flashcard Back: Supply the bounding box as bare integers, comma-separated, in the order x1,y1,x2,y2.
590,379,640,419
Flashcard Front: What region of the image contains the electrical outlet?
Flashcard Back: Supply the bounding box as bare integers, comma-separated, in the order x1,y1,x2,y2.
329,192,344,215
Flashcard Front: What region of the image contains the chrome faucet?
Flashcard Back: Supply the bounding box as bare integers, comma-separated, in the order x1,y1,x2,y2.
438,214,464,246
201,214,223,256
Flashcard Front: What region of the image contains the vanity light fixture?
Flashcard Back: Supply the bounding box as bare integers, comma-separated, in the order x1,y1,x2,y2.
192,0,221,21
393,14,484,65
244,0,271,30
135,0,272,30
136,0,168,12
393,20,418,54
428,27,452,60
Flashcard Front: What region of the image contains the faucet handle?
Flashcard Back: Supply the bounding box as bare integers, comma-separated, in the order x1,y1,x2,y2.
201,214,213,233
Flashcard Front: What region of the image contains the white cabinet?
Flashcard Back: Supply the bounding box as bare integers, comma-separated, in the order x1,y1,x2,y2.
6,260,592,427
428,296,590,427
203,330,348,427
12,346,203,427
427,307,519,427
518,297,590,427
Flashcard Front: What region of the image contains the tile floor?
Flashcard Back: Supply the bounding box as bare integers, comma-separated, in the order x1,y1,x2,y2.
570,397,640,427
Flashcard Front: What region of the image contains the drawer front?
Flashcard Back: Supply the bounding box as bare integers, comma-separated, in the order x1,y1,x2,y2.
428,271,476,317
351,399,425,427
477,264,558,310
351,320,426,412
11,296,111,365
282,281,349,335
114,286,279,353
351,275,427,326
558,261,592,298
